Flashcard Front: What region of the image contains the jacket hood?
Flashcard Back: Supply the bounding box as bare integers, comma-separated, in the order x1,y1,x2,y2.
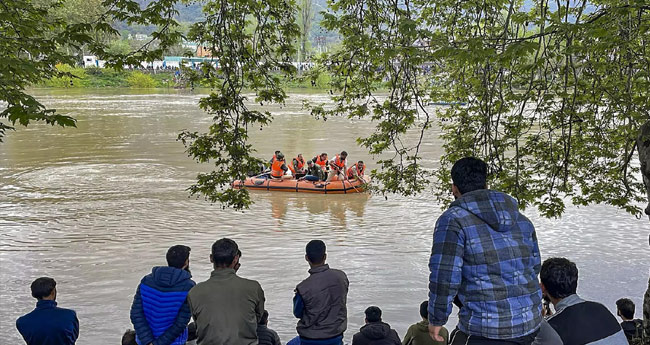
150,266,192,288
360,322,391,340
450,189,520,232
415,320,429,333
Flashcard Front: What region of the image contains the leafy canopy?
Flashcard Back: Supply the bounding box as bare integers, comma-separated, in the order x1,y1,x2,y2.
1,0,648,217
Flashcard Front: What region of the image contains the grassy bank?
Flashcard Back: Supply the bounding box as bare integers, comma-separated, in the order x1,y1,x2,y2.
40,64,333,90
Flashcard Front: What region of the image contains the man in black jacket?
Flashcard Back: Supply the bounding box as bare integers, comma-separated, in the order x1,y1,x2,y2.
616,298,643,343
257,310,282,345
352,306,401,345
293,240,349,345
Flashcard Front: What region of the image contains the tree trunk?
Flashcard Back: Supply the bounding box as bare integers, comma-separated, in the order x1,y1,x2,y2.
637,121,650,221
644,277,650,344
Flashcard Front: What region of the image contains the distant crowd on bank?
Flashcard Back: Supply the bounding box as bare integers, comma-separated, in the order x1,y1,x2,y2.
15,157,650,345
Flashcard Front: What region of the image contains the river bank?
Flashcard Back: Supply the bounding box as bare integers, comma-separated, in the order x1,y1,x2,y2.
38,64,332,89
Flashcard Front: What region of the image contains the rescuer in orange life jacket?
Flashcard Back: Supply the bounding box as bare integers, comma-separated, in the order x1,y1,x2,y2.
326,151,348,182
347,160,366,181
312,153,329,169
269,150,281,166
270,152,293,180
292,154,307,179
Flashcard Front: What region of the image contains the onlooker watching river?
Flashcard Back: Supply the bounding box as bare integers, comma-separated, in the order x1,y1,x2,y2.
427,157,542,344
16,277,79,345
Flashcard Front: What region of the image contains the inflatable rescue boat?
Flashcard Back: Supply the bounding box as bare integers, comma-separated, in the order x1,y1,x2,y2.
233,176,368,194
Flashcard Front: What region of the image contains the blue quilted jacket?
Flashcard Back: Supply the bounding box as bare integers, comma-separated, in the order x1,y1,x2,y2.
130,266,195,345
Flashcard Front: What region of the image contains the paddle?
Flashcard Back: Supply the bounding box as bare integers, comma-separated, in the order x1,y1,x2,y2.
343,172,361,193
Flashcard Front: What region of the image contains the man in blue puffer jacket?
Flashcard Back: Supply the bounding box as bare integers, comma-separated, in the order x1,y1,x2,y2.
130,245,196,345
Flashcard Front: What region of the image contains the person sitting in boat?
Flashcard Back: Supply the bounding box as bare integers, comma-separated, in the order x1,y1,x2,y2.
300,160,325,182
312,153,328,169
292,154,307,179
326,151,348,182
270,153,293,180
347,160,366,181
269,150,281,166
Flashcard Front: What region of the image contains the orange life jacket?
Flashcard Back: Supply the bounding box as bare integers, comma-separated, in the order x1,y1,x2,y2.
331,154,346,171
294,157,305,170
314,155,328,167
271,159,285,178
347,163,365,178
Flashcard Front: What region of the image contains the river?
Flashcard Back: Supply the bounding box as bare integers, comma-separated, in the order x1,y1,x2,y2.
0,89,647,344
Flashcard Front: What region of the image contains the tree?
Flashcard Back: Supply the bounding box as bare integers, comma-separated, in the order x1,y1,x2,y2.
177,0,300,209
1,0,101,142
298,0,314,62
0,0,182,142
311,0,649,218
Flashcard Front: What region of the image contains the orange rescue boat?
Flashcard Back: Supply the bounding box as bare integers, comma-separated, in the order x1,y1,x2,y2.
233,176,368,194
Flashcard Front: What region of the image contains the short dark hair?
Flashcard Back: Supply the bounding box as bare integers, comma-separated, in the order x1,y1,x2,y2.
419,301,428,319
166,245,191,269
306,240,326,264
450,157,488,194
540,257,578,299
122,329,137,345
340,151,348,156
259,310,269,325
31,277,56,299
211,238,239,267
616,298,635,319
358,160,364,165
365,306,382,322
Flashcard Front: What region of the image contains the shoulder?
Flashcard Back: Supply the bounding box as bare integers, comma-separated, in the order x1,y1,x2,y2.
330,268,348,278
436,208,466,227
237,275,263,290
16,313,30,328
55,306,78,320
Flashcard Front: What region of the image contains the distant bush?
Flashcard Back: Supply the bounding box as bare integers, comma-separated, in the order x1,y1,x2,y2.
127,71,158,88
43,64,86,87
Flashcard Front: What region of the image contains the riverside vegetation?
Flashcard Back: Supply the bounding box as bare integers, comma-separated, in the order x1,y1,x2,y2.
39,64,333,89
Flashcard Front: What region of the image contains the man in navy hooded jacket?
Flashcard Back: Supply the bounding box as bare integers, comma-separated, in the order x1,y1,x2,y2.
130,245,195,345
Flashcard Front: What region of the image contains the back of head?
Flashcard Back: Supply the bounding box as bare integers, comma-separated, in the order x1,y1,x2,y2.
277,152,285,160
450,157,488,194
122,329,137,345
306,240,326,264
540,257,578,299
31,277,56,300
365,306,382,323
419,301,428,320
166,245,191,269
212,238,239,268
259,310,269,325
616,298,635,319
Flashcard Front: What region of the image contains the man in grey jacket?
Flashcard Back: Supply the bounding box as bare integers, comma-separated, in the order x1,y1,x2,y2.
532,257,628,345
293,240,349,345
188,238,265,345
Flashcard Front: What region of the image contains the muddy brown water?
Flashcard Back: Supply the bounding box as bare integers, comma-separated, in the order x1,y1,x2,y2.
1,89,647,344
